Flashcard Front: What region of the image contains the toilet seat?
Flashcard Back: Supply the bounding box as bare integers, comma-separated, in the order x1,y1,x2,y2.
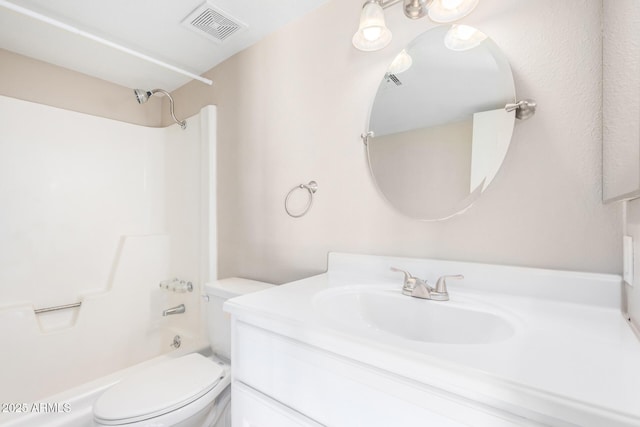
94,353,225,425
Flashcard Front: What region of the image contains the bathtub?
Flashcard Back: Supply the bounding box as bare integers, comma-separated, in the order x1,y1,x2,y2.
0,235,205,400
0,98,217,426
0,341,210,427
0,235,208,426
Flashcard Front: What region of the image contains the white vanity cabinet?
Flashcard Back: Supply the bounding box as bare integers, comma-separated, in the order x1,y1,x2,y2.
229,318,539,427
226,253,640,427
232,380,321,427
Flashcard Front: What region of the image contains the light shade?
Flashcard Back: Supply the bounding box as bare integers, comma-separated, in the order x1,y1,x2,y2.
444,24,487,51
428,0,480,23
352,1,392,51
387,49,413,74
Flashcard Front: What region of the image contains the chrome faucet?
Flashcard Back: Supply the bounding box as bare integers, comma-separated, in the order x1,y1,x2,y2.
162,304,185,316
390,267,463,301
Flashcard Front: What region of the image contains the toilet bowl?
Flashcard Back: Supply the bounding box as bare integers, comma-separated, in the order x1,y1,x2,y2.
93,278,274,427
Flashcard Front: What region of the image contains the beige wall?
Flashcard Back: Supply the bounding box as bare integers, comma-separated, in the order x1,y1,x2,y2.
369,120,473,220
171,0,621,284
0,48,162,126
0,0,622,285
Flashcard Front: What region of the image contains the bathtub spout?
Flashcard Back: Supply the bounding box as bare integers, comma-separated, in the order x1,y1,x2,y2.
162,304,185,316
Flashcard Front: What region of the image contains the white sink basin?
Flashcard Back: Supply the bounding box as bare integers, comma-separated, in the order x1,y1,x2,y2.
314,287,515,345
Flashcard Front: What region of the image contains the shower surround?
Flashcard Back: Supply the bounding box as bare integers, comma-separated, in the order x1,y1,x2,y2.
0,96,216,407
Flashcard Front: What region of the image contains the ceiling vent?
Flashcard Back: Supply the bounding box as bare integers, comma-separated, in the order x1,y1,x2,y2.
181,2,246,43
385,73,403,86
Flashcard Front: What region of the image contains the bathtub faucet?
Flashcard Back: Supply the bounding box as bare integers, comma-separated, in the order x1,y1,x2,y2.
162,304,186,316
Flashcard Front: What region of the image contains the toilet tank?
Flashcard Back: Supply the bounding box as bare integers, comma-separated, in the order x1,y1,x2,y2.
205,278,275,360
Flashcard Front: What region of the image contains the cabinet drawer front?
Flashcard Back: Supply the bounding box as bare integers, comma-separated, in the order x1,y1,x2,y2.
233,381,322,427
233,320,539,427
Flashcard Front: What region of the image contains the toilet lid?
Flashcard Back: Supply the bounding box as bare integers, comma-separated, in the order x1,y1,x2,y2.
94,353,224,424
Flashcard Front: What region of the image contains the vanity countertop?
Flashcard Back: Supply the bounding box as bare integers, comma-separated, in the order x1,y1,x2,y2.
225,253,640,427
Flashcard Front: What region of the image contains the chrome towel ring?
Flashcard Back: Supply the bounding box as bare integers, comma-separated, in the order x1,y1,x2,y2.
285,181,318,218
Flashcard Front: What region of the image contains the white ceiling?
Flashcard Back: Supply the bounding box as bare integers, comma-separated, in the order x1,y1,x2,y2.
0,0,329,91
370,26,515,136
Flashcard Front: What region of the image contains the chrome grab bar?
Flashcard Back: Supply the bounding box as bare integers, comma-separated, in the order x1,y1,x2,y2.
34,302,82,314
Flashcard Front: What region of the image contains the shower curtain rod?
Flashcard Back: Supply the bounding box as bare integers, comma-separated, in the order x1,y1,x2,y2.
0,0,213,86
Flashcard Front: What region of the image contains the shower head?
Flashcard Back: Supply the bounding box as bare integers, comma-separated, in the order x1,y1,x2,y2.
133,88,187,129
134,89,152,104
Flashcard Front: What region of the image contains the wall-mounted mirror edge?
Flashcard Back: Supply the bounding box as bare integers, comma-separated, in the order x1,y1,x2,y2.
361,24,537,221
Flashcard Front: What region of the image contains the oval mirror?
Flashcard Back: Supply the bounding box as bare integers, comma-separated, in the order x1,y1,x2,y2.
366,25,516,220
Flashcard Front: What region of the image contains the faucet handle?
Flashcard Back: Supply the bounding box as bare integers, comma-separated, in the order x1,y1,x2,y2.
390,267,415,284
391,267,420,294
434,275,464,294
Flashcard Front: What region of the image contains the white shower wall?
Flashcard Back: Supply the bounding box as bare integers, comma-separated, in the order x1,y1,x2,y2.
0,96,216,403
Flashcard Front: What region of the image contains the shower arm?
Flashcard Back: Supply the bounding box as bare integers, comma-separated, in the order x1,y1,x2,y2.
151,89,187,130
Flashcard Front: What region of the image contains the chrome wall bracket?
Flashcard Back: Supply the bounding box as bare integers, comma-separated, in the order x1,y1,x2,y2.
505,99,537,120
361,131,375,146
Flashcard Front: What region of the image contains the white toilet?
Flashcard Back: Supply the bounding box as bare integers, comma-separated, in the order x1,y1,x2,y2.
93,278,274,427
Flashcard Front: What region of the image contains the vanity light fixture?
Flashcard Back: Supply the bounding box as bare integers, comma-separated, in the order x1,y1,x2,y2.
352,0,393,51
353,0,480,51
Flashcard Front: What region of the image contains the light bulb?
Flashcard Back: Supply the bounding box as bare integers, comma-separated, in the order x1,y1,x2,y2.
363,26,383,41
428,0,480,23
441,0,464,9
444,24,487,51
